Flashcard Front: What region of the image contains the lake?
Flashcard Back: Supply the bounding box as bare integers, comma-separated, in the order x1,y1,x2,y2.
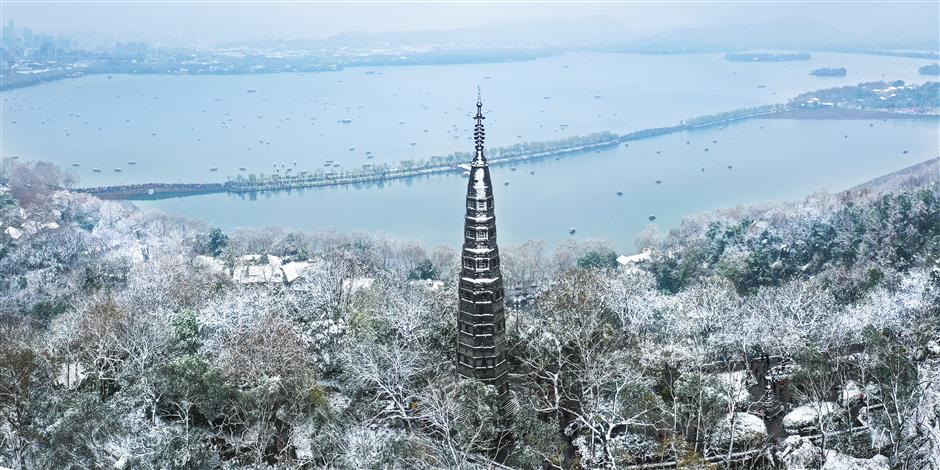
2,51,937,250
139,118,936,251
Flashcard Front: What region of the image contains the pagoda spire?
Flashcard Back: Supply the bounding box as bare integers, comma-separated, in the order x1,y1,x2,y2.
472,87,487,166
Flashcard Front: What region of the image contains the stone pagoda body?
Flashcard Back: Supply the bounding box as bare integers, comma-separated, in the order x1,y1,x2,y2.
456,91,510,407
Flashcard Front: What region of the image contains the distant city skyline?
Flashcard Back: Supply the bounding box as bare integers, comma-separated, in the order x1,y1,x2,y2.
2,2,938,47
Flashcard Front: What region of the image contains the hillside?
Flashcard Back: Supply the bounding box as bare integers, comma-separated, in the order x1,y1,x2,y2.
0,161,937,469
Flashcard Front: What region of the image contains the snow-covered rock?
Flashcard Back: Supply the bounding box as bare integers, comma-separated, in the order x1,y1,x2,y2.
709,412,767,450
821,450,889,470
777,437,889,470
782,401,843,434
4,226,22,240
715,370,752,406
777,435,821,470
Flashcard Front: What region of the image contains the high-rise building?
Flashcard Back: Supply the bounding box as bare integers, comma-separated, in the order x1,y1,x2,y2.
456,91,510,407
1,20,16,46
39,42,55,60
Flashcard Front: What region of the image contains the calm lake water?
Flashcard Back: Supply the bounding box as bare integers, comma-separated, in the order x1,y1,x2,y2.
2,51,938,250
142,118,936,250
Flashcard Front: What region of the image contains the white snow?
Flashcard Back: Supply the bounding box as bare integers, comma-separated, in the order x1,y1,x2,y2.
471,167,488,195
342,277,375,296
713,370,752,405
777,435,821,470
4,226,22,240
839,380,864,406
462,276,500,285
821,451,889,470
782,401,842,434
408,279,445,290
194,255,226,275
281,261,311,283
616,250,652,266
709,412,767,450
55,362,87,389
927,340,940,356
233,255,284,284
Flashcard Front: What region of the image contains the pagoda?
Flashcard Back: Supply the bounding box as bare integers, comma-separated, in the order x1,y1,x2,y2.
456,91,510,407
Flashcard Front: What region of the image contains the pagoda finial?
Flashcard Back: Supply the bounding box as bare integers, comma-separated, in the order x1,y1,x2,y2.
472,87,486,165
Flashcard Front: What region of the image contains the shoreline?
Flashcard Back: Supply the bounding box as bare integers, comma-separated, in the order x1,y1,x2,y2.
760,108,940,120
3,47,938,93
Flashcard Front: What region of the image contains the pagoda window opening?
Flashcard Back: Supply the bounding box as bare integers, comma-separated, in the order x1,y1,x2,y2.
477,259,489,270
476,228,489,240
476,200,488,211
463,258,474,269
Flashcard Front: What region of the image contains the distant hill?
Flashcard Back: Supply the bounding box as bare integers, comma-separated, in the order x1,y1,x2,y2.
217,17,939,56
846,157,939,196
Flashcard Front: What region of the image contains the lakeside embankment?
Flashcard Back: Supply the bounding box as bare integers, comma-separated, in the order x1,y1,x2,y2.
72,105,937,200
763,107,940,120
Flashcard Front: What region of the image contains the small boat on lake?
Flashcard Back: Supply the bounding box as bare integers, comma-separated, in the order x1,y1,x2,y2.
210,167,218,172
72,163,80,167
92,168,101,173
569,228,576,235
239,167,247,171
128,161,137,165
616,191,623,196
649,215,656,221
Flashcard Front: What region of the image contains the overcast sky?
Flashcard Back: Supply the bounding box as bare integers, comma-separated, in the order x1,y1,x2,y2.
2,1,938,46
